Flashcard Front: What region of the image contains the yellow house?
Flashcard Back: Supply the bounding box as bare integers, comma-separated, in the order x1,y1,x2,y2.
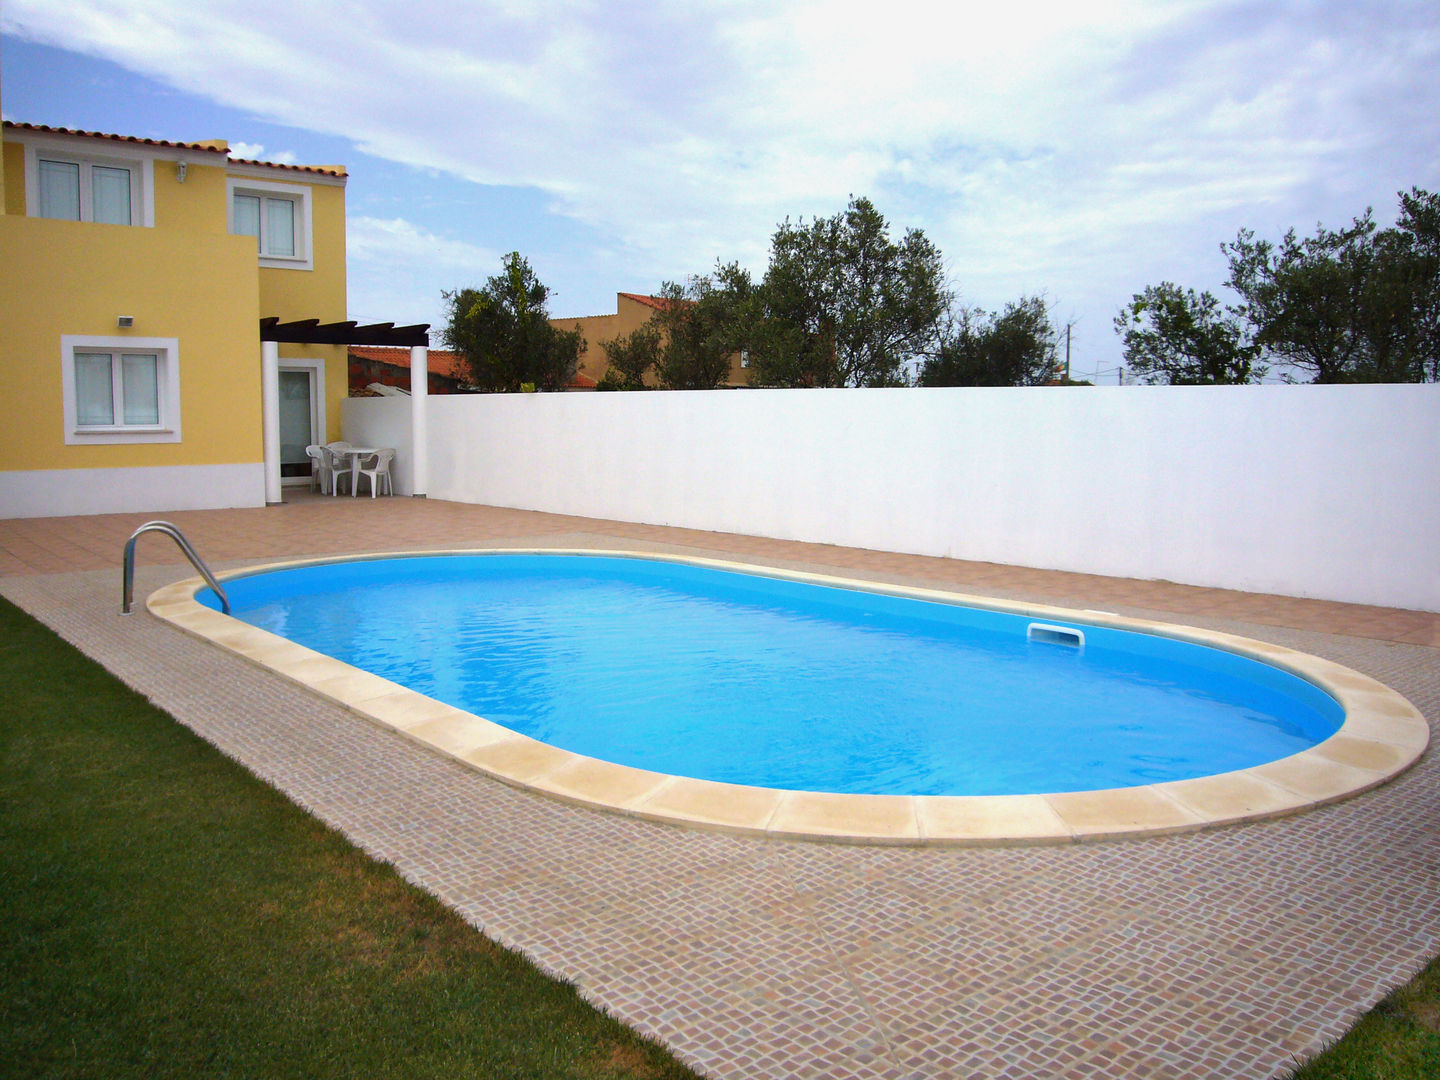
554,292,751,388
0,117,363,516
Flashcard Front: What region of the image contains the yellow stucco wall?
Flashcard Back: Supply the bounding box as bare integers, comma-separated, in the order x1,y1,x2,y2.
3,140,26,216
155,155,231,233
0,214,262,470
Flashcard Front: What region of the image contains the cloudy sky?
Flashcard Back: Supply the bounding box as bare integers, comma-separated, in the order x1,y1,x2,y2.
3,0,1436,381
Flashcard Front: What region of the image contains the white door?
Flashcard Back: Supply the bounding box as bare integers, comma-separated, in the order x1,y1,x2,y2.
278,366,318,484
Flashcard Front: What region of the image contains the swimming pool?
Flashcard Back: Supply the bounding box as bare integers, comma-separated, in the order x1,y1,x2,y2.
199,552,1344,795
151,549,1428,844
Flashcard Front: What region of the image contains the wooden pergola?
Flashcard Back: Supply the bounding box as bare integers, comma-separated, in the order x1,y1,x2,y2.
258,317,431,504
260,317,430,347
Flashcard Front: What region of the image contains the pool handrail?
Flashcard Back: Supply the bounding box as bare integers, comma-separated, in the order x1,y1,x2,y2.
122,520,230,615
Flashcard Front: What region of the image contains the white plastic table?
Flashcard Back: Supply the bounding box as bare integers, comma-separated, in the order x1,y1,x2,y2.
331,447,389,496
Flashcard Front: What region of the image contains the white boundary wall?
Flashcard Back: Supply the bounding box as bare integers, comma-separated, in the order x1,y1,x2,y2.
345,385,1440,611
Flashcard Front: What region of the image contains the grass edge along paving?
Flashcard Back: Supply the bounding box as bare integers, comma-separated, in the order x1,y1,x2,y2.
0,595,701,1080
1282,950,1440,1079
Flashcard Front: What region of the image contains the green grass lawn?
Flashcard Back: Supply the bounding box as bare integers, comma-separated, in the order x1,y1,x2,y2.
0,596,700,1080
2,595,1436,1080
1283,953,1440,1079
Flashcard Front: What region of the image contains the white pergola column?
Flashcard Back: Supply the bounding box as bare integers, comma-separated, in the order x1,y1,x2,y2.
410,344,428,498
261,340,282,505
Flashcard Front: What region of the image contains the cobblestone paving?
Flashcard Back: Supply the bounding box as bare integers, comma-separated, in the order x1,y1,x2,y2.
2,498,1437,1079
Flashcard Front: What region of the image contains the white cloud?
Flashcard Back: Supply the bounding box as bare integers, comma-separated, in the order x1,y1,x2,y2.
228,140,296,164
348,215,497,271
6,0,1437,375
346,215,500,333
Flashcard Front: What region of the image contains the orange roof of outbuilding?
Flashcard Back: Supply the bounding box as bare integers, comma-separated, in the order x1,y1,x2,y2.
349,345,598,389
349,346,468,380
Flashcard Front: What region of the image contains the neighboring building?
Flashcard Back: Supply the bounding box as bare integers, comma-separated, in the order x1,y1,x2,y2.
349,346,470,395
349,346,598,394
553,292,750,388
0,116,392,517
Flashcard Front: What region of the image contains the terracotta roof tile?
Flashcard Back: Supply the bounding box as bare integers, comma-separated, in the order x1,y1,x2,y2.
3,121,231,155
225,157,347,178
349,346,597,389
348,346,468,380
618,292,682,311
2,121,346,176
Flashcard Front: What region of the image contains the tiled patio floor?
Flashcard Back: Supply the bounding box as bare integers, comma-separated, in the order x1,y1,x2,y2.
2,493,1437,1079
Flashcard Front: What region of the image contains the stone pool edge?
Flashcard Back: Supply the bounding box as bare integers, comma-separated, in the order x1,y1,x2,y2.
145,548,1430,847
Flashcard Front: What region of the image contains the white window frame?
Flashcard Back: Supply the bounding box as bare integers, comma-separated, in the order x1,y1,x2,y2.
226,176,313,270
61,335,182,445
23,141,155,227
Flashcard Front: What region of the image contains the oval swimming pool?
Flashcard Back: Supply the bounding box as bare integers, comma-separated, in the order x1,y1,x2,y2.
198,552,1345,797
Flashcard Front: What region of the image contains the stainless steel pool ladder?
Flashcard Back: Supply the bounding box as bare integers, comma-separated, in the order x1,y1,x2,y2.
121,520,230,615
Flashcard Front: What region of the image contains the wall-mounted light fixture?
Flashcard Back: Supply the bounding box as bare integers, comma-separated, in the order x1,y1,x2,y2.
175,160,188,183
117,315,134,328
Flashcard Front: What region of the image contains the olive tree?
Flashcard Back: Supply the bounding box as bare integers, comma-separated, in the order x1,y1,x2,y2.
746,197,950,387
919,296,1060,386
596,264,758,391
1226,187,1439,382
1113,283,1263,384
442,252,582,392
595,322,660,390
1117,188,1439,383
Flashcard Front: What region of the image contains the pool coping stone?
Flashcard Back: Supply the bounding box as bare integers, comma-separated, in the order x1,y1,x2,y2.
145,547,1430,846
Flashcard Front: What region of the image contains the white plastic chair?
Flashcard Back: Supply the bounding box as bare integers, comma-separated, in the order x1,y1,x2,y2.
353,448,394,498
324,445,351,496
304,444,331,494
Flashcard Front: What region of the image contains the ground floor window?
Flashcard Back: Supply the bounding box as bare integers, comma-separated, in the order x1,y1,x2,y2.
61,335,181,445
74,350,159,425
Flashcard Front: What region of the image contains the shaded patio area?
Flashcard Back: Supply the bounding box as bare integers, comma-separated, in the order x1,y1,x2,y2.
2,493,1437,1079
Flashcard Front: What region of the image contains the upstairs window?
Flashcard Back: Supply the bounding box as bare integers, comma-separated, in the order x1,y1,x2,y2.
37,156,137,225
227,177,313,269
61,335,182,445
232,192,297,257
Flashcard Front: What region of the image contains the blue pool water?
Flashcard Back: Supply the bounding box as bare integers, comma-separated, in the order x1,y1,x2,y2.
202,554,1344,796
